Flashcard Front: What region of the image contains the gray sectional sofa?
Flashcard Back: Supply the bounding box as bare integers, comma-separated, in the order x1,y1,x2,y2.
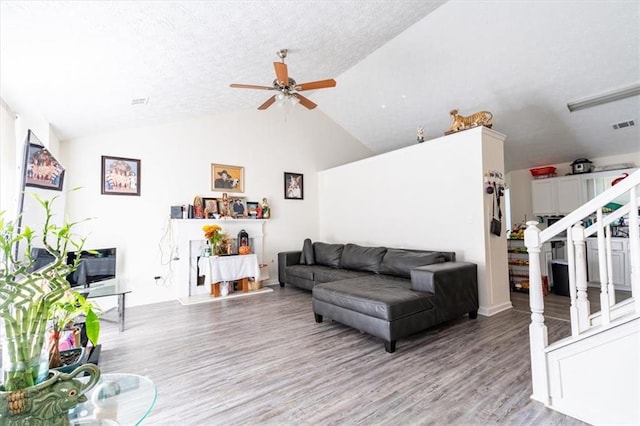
278,241,478,353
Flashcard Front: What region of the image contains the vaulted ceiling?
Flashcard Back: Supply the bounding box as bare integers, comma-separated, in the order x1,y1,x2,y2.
1,1,638,172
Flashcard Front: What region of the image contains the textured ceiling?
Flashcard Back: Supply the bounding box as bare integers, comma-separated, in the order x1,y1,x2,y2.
1,1,639,172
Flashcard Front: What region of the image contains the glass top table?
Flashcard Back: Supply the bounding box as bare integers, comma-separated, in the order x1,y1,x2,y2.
78,279,131,332
69,373,157,425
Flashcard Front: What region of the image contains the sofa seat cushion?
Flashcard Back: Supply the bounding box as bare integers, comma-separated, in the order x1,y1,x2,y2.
314,268,371,284
313,276,434,321
286,265,316,281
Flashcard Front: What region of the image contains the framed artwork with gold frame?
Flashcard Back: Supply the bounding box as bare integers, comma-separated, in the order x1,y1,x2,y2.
211,164,244,193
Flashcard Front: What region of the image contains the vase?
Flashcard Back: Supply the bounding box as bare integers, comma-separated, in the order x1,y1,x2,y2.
220,281,230,297
213,243,226,256
203,241,212,257
0,363,100,425
1,335,49,390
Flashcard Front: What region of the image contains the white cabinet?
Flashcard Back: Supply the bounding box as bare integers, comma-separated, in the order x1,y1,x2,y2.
531,179,557,216
583,168,637,205
531,175,587,216
586,238,630,291
556,176,586,213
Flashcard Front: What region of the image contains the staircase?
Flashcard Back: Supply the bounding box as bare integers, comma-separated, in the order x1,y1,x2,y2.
524,169,640,425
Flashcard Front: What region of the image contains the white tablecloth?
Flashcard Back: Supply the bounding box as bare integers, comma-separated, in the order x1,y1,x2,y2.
198,254,260,284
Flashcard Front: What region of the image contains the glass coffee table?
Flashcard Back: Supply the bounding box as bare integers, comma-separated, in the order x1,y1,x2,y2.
69,373,157,425
79,279,131,332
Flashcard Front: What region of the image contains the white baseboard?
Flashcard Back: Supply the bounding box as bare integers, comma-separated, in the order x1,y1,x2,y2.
478,301,513,317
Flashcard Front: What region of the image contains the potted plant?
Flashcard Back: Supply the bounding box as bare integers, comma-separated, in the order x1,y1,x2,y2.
0,194,101,423
48,289,102,372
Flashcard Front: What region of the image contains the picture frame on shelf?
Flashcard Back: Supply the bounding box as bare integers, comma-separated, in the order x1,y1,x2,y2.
211,163,244,193
230,196,248,218
24,140,65,191
101,155,141,196
247,201,259,218
284,172,303,200
202,197,219,218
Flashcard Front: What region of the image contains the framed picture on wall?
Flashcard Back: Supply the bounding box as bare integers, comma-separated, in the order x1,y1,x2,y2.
284,172,303,200
101,155,141,196
24,142,65,191
211,163,244,193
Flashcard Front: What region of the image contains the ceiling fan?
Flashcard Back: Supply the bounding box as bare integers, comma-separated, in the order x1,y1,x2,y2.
230,49,336,110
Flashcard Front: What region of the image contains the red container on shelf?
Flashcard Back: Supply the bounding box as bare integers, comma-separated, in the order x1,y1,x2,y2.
529,166,556,177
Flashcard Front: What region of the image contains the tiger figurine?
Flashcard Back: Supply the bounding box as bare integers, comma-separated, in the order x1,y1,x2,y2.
446,109,493,133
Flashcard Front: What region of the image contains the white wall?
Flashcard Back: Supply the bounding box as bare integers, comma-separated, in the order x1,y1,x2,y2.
318,127,511,316
507,152,640,227
0,99,17,215
61,107,372,306
0,107,66,255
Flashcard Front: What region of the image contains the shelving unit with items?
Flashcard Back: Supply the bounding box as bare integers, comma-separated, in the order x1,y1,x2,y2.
508,239,530,292
507,239,550,295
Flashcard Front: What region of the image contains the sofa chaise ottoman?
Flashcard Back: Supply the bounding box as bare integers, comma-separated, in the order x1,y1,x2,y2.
278,241,478,352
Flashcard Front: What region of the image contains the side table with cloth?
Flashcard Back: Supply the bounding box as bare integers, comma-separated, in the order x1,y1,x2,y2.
198,254,260,296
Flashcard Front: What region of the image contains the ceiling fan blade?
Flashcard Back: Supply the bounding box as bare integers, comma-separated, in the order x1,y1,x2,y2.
258,95,277,110
274,62,289,86
230,83,274,90
294,94,317,110
295,79,337,91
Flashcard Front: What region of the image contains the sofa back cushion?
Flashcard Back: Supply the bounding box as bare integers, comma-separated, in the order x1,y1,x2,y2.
299,238,315,265
339,244,387,273
379,249,446,278
313,242,344,268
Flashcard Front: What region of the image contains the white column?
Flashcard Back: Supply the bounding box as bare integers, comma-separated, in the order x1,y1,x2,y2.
525,221,549,404
572,223,590,332
565,228,579,337
596,209,611,325
627,187,640,314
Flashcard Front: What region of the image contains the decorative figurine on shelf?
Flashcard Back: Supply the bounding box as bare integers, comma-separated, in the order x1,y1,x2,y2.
256,203,263,219
221,193,231,218
416,126,425,143
445,108,493,135
261,197,270,219
193,196,204,219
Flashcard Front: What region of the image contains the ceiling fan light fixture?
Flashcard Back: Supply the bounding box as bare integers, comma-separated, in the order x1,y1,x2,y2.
567,83,640,112
230,49,335,111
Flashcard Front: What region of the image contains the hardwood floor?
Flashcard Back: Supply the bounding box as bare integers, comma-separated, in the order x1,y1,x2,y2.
510,287,633,343
98,285,587,425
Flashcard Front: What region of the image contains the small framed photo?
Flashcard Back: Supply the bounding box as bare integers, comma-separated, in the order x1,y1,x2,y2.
211,163,244,193
25,142,65,191
101,156,141,196
247,201,259,218
202,197,219,218
284,172,303,200
230,196,248,218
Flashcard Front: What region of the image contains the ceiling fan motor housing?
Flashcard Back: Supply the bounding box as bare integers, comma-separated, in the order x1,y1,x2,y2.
273,78,297,92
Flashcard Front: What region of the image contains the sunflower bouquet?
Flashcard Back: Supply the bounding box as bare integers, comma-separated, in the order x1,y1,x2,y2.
202,224,228,255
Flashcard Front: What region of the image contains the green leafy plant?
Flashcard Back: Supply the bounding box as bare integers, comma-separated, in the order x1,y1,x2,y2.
48,290,101,368
0,194,87,391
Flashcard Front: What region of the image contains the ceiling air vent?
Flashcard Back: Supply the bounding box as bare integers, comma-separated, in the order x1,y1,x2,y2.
612,119,635,130
131,97,149,106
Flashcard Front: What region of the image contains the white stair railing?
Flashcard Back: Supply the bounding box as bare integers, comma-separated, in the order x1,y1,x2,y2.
524,169,640,405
